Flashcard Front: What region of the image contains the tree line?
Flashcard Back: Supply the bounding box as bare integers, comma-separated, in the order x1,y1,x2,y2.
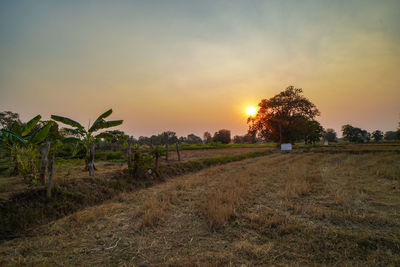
247,86,400,144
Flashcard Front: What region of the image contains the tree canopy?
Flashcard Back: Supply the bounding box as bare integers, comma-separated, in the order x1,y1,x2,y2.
342,125,370,143
248,86,320,143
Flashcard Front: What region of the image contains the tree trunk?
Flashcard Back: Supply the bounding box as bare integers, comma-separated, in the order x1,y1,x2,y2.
176,141,181,161
88,142,95,176
39,142,50,186
47,152,54,199
127,139,132,168
132,151,139,177
10,150,17,176
165,143,169,161
155,155,159,173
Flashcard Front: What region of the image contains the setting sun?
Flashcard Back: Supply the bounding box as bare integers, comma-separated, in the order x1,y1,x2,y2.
245,106,257,117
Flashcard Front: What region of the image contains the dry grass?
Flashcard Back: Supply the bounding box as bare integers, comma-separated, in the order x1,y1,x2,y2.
200,176,251,229
0,149,399,266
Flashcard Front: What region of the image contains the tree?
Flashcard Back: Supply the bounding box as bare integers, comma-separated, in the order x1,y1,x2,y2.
371,130,383,142
324,128,337,142
51,109,123,176
186,134,203,144
384,131,398,141
342,125,370,143
0,111,21,130
302,120,324,144
248,86,320,144
213,129,231,144
103,130,129,151
161,131,178,145
203,131,213,143
233,135,244,144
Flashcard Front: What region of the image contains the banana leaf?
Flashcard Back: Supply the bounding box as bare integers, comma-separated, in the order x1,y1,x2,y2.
30,121,53,144
89,119,123,133
62,128,83,136
21,115,41,136
0,129,26,146
11,121,22,135
95,132,115,140
51,115,84,130
88,110,113,132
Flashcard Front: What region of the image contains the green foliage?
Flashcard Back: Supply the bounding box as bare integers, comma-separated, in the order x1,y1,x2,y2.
324,128,338,142
150,145,165,158
129,150,153,178
96,151,125,161
50,115,84,131
213,129,231,144
0,111,21,129
0,116,54,179
371,130,384,142
342,125,370,143
21,115,42,136
51,109,123,174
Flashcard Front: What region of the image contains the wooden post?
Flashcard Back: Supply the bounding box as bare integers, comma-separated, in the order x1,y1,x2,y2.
165,142,169,161
155,154,159,173
88,142,95,176
127,138,132,168
39,142,50,186
47,152,54,199
176,141,181,161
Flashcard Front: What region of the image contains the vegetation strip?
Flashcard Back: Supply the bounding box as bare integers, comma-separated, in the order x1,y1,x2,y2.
0,149,271,241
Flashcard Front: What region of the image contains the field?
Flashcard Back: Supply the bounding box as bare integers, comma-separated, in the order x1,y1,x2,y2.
0,145,399,266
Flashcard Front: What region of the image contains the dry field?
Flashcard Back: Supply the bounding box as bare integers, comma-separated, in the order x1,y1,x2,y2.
168,147,273,162
0,147,272,201
1,151,399,266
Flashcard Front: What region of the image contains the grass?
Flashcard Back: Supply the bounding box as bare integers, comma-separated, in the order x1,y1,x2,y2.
178,142,274,150
0,146,399,265
0,149,271,240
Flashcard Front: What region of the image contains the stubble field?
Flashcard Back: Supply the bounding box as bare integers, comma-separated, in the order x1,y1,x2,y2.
1,149,399,266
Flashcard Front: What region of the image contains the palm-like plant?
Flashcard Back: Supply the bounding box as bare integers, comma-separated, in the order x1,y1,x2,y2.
51,109,123,176
0,115,53,177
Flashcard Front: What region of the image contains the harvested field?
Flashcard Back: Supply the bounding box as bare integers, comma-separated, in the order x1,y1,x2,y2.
1,151,399,266
168,147,274,162
0,147,271,201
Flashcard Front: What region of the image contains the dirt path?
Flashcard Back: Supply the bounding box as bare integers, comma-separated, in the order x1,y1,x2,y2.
1,152,399,266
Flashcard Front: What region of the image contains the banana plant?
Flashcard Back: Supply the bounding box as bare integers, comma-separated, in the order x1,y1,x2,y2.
51,109,123,176
0,115,53,178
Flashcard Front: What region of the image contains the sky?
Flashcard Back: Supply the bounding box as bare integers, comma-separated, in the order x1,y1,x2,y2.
1,0,399,138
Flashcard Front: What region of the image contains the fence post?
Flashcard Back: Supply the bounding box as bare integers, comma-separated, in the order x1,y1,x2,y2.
47,151,54,199
127,137,132,168
165,142,169,161
176,141,181,161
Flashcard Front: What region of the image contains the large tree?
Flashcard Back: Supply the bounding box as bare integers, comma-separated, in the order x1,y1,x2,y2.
213,129,231,144
342,125,370,143
371,130,384,142
248,86,320,143
0,111,21,130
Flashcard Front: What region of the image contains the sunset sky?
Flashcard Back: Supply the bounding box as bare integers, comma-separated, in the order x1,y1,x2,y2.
1,0,399,138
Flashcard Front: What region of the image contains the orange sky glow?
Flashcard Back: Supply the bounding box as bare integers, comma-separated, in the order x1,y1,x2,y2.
0,1,399,138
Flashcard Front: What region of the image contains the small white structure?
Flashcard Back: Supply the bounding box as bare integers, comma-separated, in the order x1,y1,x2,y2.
281,143,292,151
324,140,329,146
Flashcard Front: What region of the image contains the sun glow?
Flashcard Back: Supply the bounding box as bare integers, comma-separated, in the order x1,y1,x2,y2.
245,106,257,117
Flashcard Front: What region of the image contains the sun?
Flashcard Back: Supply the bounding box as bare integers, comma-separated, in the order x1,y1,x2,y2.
245,106,257,117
